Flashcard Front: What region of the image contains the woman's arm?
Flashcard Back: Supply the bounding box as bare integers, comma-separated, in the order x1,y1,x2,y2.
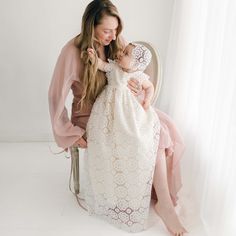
48,40,86,150
141,79,154,110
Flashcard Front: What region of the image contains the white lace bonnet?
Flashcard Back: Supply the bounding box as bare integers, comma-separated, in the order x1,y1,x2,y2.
130,43,152,71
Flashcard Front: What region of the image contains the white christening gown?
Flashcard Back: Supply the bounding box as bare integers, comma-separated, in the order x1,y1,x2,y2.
83,59,161,233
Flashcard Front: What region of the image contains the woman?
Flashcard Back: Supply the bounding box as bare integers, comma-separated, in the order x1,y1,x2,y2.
48,0,188,235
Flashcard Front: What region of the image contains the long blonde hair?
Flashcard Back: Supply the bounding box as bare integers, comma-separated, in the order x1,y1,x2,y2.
74,0,124,111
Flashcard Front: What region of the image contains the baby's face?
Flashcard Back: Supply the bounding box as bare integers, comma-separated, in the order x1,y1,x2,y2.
116,44,136,70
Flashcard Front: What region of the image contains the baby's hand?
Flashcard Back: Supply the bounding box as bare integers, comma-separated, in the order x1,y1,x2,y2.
142,99,151,110
87,48,96,62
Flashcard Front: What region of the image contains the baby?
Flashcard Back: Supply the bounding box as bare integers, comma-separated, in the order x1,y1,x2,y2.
87,42,154,110
83,42,161,232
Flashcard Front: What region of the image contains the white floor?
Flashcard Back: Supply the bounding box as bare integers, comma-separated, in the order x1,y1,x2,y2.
0,142,207,236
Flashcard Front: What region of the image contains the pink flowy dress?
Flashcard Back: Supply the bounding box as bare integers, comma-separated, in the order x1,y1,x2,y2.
48,36,185,227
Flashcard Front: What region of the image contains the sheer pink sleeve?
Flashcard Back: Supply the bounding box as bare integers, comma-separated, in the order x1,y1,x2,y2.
48,39,85,150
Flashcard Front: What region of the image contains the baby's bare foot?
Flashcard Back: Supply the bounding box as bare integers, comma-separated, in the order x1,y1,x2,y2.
154,203,188,236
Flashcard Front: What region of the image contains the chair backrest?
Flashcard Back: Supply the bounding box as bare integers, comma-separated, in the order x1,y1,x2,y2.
133,41,162,105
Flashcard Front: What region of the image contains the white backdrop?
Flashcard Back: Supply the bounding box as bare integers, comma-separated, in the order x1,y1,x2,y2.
0,0,174,141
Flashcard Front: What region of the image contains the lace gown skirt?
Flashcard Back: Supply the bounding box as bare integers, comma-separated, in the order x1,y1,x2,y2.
84,84,161,233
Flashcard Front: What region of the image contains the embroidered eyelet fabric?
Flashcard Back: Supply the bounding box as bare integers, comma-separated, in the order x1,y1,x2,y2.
83,61,161,233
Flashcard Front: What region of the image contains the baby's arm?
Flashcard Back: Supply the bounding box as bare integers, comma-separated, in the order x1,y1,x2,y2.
87,48,110,72
141,79,154,110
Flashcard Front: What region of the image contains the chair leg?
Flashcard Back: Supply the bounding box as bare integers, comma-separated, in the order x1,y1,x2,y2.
69,146,80,194
68,147,88,211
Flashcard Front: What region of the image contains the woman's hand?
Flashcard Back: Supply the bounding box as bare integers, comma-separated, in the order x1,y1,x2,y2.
127,78,143,96
73,137,87,149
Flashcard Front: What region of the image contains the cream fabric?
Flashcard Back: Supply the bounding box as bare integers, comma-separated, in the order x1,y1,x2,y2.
83,60,160,232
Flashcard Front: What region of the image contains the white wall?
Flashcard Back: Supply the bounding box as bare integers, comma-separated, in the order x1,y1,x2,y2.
0,0,174,142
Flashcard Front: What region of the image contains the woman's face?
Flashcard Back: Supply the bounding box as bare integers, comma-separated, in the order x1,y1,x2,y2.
94,15,119,46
